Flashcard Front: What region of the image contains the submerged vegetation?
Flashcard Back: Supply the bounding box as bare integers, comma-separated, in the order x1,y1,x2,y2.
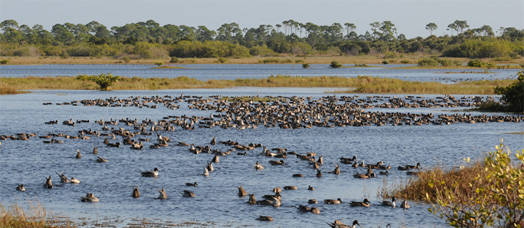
382,141,524,228
0,74,515,95
0,19,523,61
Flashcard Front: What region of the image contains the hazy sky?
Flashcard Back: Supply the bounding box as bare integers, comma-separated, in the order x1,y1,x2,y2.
1,0,523,38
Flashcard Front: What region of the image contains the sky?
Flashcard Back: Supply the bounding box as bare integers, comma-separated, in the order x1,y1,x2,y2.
1,0,523,38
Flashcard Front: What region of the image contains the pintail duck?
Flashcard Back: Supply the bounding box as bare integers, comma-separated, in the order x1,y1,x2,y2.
17,184,26,192
76,150,81,159
263,191,281,201
81,193,99,202
92,147,98,154
381,196,396,207
253,161,264,170
327,220,360,228
70,177,80,184
207,162,214,172
248,193,256,205
238,185,247,197
293,173,303,178
317,155,324,165
44,176,53,189
210,136,216,145
340,156,357,164
269,160,285,166
308,199,318,204
212,154,220,163
132,186,140,198
310,207,320,214
157,187,167,199
141,168,159,177
284,186,297,190
185,182,198,187
333,164,341,175
257,196,281,207
316,169,322,178
379,170,390,175
273,187,282,193
182,190,195,197
308,185,315,191
298,205,311,212
400,200,410,209
256,215,273,221
97,156,108,163
324,198,342,204
57,173,70,183
398,163,420,170
350,198,371,207
203,167,209,176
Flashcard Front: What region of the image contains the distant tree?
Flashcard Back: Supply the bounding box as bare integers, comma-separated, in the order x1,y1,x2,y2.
448,20,469,34
51,24,75,44
425,23,438,36
344,22,356,39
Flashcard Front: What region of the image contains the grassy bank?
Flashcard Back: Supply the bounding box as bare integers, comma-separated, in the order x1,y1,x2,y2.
0,75,515,95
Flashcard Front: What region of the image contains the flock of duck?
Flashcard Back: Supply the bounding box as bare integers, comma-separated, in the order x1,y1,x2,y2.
2,94,520,226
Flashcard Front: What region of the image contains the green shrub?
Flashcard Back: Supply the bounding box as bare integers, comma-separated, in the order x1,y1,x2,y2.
259,58,279,64
302,63,310,68
494,71,524,112
170,57,179,63
418,58,440,67
76,73,121,90
468,59,484,67
0,59,9,64
382,60,389,64
330,61,342,68
400,60,410,64
217,58,227,63
122,56,130,63
154,62,164,67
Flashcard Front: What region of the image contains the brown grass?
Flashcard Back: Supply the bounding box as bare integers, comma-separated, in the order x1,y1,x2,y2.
0,75,515,95
0,203,74,228
380,162,486,202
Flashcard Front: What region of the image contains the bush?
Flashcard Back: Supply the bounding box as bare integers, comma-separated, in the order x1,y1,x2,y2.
122,56,130,63
302,63,310,68
400,60,410,64
330,61,342,68
76,73,121,90
494,71,524,112
426,141,524,227
170,57,179,63
217,58,227,63
382,60,389,64
418,58,440,67
0,59,9,64
154,62,164,67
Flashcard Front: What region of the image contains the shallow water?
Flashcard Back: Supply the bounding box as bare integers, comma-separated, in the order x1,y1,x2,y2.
0,64,520,83
1,88,523,228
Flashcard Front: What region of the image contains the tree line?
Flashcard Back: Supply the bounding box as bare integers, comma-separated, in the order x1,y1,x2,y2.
0,19,523,59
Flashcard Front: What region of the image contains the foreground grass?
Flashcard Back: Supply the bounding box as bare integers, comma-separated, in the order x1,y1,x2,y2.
0,75,515,95
0,203,74,228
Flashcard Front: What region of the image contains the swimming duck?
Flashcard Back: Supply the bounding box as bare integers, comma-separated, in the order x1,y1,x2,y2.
284,186,297,190
70,177,80,184
210,136,216,145
308,199,318,204
57,173,70,183
253,161,264,170
328,220,359,228
333,164,341,175
203,167,209,176
141,168,159,177
256,216,273,221
207,162,214,172
379,170,390,175
238,185,247,197
400,200,410,209
92,146,98,154
97,156,108,163
293,173,303,178
273,187,282,193
257,196,281,207
81,193,99,202
324,198,342,204
182,190,195,197
185,182,198,187
381,196,396,207
407,163,421,170
248,193,256,205
44,176,53,189
350,198,371,207
340,156,357,164
212,154,220,163
75,150,81,159
298,205,311,212
157,187,167,199
308,185,315,191
263,191,281,201
316,169,322,178
16,184,26,192
310,207,320,214
269,160,285,166
132,186,140,198
317,155,324,165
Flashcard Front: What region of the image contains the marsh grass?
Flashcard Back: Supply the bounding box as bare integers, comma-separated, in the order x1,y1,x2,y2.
380,162,485,202
0,75,514,95
0,202,74,228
